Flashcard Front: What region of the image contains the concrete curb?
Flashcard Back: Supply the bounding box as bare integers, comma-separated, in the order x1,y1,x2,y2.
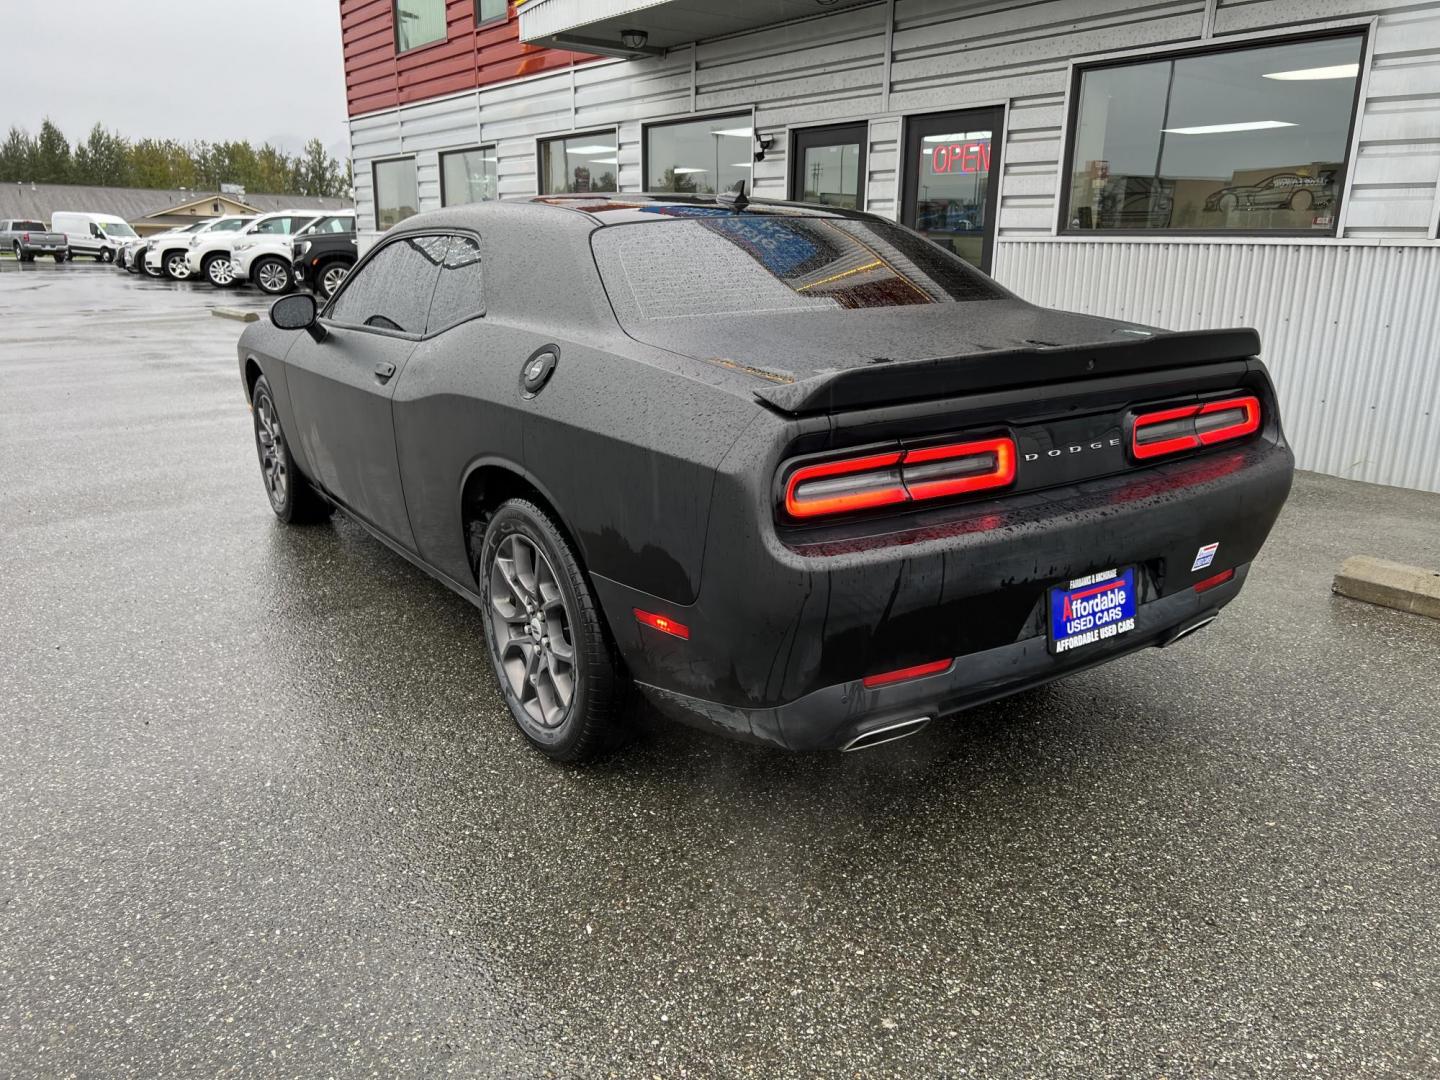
1333,556,1440,621
211,307,258,323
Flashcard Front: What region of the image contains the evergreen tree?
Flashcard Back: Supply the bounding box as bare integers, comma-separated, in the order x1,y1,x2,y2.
0,118,350,195
73,124,132,186
294,138,340,197
33,119,72,183
0,126,35,181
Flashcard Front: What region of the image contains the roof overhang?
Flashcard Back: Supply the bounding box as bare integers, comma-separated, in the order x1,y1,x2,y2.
517,0,876,55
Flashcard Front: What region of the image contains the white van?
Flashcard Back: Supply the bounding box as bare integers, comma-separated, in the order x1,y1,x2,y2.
50,212,140,263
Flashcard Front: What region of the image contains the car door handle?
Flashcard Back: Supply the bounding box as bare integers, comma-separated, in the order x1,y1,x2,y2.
374,361,396,380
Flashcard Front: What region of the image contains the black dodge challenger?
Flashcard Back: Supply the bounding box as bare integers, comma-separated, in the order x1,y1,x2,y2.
239,194,1293,760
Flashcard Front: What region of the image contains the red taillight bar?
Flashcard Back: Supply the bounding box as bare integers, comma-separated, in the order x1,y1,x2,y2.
784,436,1016,521
862,658,953,689
1131,395,1261,461
1193,568,1235,593
634,608,690,640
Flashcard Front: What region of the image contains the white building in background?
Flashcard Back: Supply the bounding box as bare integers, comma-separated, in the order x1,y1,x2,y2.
341,0,1440,493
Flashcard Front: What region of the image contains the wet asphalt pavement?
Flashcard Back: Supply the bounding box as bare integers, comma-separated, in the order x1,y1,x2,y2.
2,259,1439,1079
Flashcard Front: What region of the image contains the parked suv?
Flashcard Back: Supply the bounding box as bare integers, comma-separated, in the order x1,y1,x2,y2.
121,220,209,275
0,219,68,261
234,210,353,295
194,211,318,289
291,212,358,298
144,216,254,280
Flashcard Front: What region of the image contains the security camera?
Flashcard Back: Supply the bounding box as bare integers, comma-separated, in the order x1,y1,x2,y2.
753,133,775,163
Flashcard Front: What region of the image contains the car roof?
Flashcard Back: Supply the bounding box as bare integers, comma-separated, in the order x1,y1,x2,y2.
393,193,873,235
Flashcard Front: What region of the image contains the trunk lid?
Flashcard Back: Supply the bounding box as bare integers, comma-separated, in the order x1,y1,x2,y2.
617,298,1258,416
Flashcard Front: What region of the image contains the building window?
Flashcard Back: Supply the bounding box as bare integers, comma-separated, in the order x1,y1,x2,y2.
538,132,618,195
644,114,752,195
477,0,506,25
441,148,498,206
1064,33,1364,234
374,158,419,230
394,0,447,53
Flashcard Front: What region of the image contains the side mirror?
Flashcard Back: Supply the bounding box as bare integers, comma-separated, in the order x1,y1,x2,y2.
269,293,325,342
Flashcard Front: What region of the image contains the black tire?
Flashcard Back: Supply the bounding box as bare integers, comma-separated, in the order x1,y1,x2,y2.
316,259,352,299
53,250,67,263
203,253,235,288
250,375,332,525
99,247,114,263
125,251,142,275
476,498,621,763
162,250,190,280
253,256,292,295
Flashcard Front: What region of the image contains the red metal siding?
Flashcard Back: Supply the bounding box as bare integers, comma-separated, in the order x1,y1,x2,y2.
341,0,593,117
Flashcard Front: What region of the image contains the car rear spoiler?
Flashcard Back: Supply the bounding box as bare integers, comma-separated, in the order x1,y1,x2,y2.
752,327,1262,416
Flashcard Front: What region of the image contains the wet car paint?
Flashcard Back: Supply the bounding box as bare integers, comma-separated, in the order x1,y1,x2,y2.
237,197,1292,751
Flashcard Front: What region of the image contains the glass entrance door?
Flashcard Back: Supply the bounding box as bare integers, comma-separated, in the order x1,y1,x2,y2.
790,123,868,210
901,107,1004,273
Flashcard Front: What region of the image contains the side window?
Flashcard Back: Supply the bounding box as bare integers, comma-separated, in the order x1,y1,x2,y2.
426,236,484,334
327,234,447,335
254,218,287,235
90,223,103,237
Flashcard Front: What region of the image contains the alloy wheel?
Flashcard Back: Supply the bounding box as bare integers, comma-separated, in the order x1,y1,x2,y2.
166,254,190,279
320,264,349,297
257,261,289,293
253,392,288,510
209,258,234,286
488,534,577,730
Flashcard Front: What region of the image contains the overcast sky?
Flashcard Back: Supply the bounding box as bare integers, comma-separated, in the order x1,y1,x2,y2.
1,1,349,159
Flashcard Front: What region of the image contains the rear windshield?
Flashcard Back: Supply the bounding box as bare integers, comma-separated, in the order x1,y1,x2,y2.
592,214,1002,322
15,220,45,231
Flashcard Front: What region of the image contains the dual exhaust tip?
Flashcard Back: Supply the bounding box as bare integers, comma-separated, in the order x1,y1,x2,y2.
841,716,932,752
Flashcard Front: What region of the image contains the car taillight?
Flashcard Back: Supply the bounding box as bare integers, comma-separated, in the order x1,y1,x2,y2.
783,436,1015,521
1131,395,1261,460
21,232,29,243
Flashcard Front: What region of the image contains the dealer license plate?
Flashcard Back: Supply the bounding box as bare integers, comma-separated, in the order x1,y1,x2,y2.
1048,567,1137,655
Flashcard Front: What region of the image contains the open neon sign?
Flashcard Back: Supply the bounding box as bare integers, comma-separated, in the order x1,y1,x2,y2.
929,139,992,175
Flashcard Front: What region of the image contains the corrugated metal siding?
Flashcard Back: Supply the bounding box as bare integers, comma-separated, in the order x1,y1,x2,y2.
995,239,1440,492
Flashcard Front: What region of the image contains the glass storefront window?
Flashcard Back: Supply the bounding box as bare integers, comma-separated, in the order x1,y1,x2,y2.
441,148,498,206
903,107,1003,272
645,115,752,195
539,132,618,195
394,0,446,52
1065,34,1364,233
792,123,867,210
374,158,418,230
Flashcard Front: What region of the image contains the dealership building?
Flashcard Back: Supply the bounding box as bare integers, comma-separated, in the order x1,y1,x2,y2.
340,0,1440,492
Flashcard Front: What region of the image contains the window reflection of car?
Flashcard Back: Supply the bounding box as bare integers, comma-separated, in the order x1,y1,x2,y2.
1205,172,1334,213
1097,191,1175,229
918,201,981,232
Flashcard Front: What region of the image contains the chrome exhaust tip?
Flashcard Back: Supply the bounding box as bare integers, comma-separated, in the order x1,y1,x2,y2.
841,716,932,752
1165,615,1217,647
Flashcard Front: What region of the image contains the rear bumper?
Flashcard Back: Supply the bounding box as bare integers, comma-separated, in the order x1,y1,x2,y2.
637,566,1245,751
594,436,1293,751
